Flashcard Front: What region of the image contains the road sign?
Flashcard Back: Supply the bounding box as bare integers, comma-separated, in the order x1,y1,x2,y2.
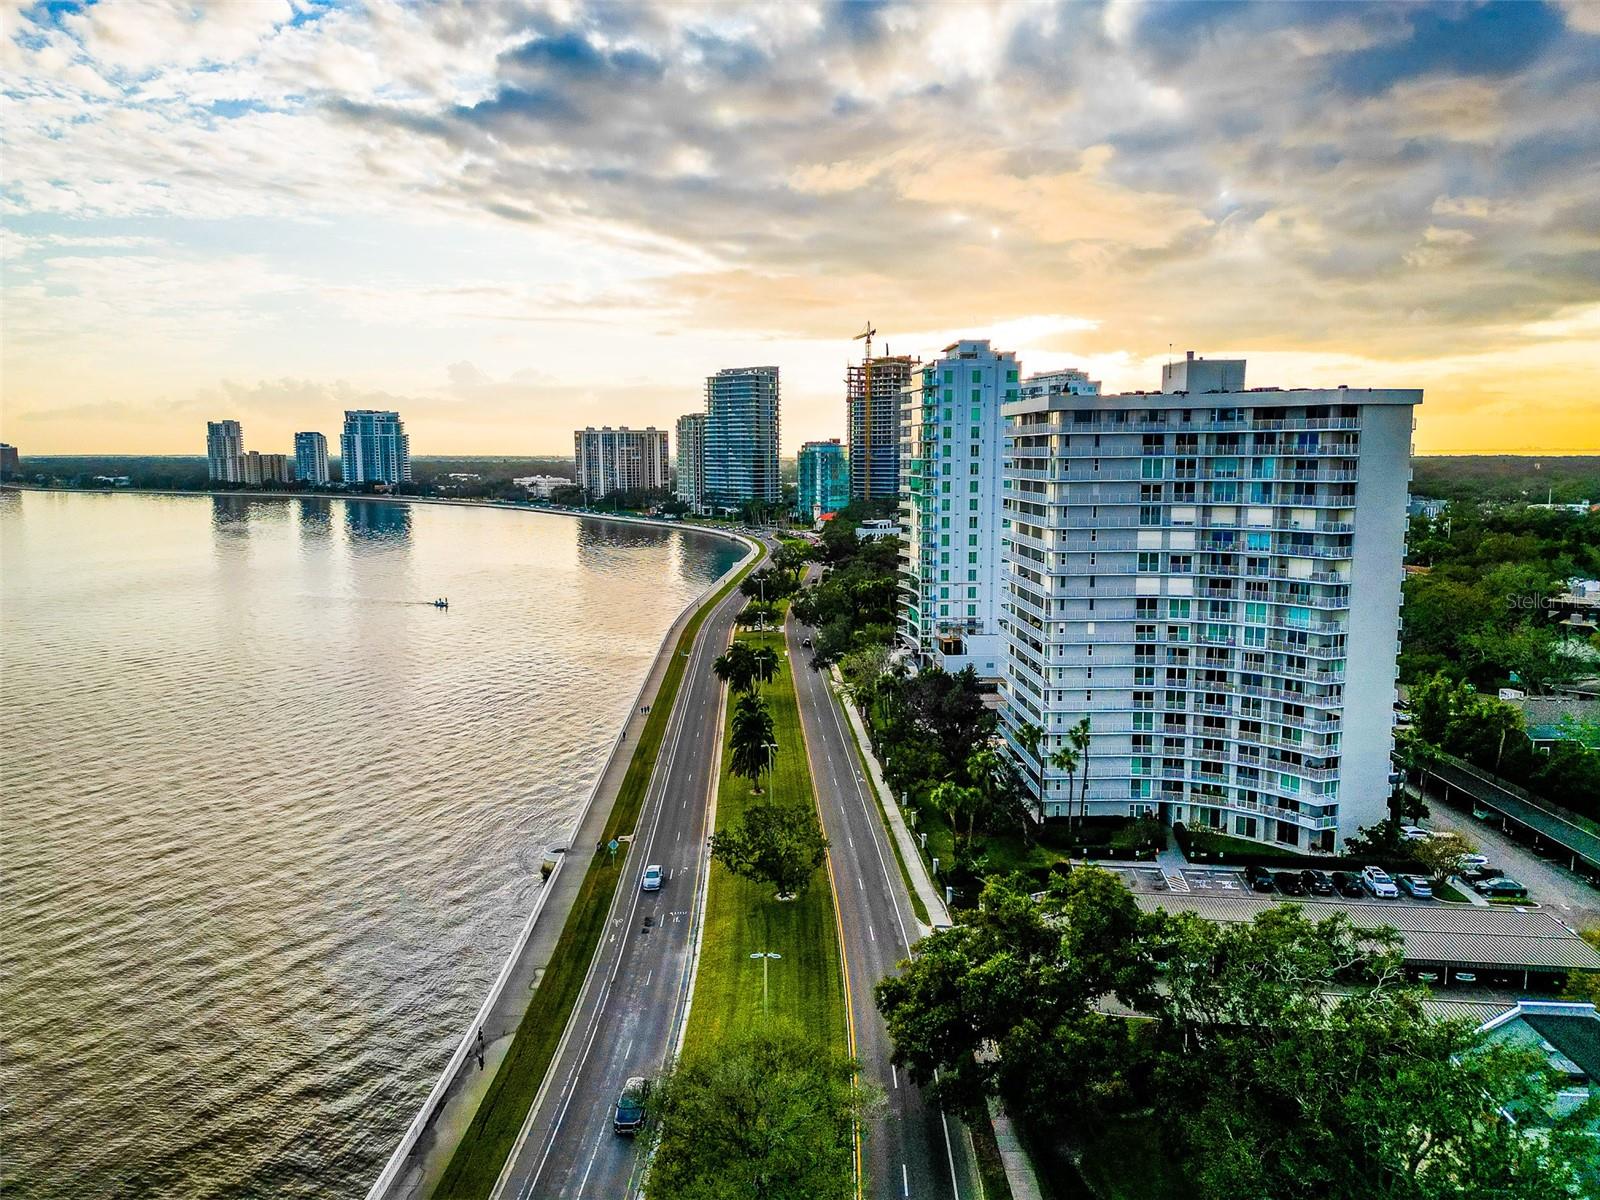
607,838,620,863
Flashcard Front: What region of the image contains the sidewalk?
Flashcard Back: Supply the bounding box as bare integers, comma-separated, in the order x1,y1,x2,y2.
829,667,949,929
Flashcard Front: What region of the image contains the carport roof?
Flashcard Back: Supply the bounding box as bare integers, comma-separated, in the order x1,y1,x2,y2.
1132,893,1600,972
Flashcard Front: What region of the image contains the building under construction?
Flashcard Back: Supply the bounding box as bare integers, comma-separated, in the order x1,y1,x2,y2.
846,353,914,502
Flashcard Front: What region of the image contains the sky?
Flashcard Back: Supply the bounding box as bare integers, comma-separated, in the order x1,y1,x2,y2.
2,0,1598,458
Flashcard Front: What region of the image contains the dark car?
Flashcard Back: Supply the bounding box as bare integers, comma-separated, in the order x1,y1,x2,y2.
1300,869,1336,897
1245,865,1275,893
1331,871,1365,899
614,1075,651,1135
1461,864,1504,884
1474,877,1529,900
1273,871,1306,897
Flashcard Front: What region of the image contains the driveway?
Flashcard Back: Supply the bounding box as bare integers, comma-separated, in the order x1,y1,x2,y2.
1421,798,1600,929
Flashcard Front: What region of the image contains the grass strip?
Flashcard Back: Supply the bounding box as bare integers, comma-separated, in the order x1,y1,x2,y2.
833,690,932,927
681,627,848,1055
433,541,763,1199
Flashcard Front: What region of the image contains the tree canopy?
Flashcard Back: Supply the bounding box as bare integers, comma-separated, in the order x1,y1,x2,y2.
709,801,829,898
648,1022,869,1200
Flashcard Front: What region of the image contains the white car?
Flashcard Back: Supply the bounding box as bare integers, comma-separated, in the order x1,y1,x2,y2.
1362,866,1400,899
1399,825,1432,841
1456,853,1490,871
641,864,663,892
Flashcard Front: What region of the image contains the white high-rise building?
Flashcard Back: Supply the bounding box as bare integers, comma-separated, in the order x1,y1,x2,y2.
574,426,670,499
703,366,780,509
206,420,243,483
675,412,705,510
295,432,329,485
898,339,1018,678
999,355,1420,852
341,410,411,485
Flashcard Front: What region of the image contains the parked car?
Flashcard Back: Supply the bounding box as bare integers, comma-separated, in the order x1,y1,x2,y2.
1331,870,1365,899
1400,825,1432,841
614,1076,651,1135
1361,866,1400,898
1461,864,1504,884
1398,874,1434,899
1457,853,1490,871
1274,871,1307,896
1245,865,1276,893
641,864,663,892
1300,869,1336,897
1474,877,1529,899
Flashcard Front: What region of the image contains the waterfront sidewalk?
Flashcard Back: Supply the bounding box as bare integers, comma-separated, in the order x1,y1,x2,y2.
376,556,745,1200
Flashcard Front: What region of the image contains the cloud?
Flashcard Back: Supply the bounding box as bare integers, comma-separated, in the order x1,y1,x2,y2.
1,0,1598,455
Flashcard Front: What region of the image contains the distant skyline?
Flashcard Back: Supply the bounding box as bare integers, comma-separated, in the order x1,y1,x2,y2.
3,1,1598,456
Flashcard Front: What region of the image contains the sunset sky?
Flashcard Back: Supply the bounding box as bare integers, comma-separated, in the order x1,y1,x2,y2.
3,0,1598,457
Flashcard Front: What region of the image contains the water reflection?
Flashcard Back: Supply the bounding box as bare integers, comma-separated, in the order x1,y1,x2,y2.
298,498,333,539
210,494,254,533
345,500,412,545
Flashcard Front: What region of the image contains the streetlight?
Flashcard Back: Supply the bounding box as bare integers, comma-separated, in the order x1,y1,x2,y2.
749,950,782,1011
763,740,778,784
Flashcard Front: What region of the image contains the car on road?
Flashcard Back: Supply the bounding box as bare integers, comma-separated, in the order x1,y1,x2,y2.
1457,853,1490,871
614,1076,651,1135
1331,870,1366,899
1300,869,1336,897
641,864,663,892
1397,874,1434,899
1400,825,1432,841
1361,866,1400,898
1474,876,1529,899
1273,871,1307,896
1245,865,1275,893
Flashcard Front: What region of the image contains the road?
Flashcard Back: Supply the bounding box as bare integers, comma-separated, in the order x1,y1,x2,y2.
489,562,749,1200
785,606,976,1200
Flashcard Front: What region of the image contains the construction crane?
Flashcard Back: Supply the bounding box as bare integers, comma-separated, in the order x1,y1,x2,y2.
853,322,876,501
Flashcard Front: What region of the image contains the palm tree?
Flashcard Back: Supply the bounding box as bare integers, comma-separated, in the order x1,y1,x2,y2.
712,643,758,694
1068,718,1093,834
749,645,780,689
1050,741,1081,838
1011,721,1045,823
730,695,776,793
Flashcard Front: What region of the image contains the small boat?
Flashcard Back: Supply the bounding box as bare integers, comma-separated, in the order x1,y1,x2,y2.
433,597,449,609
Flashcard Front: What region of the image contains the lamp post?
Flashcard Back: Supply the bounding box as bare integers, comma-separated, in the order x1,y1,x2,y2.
749,951,782,1012
764,740,778,784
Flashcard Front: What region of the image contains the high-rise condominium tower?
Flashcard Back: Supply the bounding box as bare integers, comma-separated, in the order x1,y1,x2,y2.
848,354,914,502
675,412,706,510
574,427,670,499
206,420,244,483
898,340,1018,677
999,353,1420,852
341,411,411,485
797,439,848,519
295,432,329,485
703,366,780,509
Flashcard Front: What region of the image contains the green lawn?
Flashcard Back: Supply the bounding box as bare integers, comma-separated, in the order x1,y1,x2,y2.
1432,879,1472,903
682,627,848,1055
434,541,762,1199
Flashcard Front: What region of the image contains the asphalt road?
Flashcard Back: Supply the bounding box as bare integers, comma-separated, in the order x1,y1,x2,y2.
786,607,976,1200
489,564,748,1200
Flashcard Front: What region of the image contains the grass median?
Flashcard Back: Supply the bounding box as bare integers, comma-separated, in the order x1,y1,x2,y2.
433,540,762,1200
681,626,847,1054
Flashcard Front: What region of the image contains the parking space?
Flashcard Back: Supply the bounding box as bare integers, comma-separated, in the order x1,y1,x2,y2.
1421,803,1600,926
1119,863,1488,910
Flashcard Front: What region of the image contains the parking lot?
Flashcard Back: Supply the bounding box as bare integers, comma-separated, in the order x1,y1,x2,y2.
1114,864,1474,909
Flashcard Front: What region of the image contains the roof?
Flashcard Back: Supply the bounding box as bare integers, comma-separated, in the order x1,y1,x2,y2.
1525,1011,1600,1082
1420,752,1600,870
1132,892,1600,972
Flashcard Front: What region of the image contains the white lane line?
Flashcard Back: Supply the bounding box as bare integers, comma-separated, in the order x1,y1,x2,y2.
891,1063,899,1089
575,1135,605,1197
902,1162,910,1197
868,925,876,942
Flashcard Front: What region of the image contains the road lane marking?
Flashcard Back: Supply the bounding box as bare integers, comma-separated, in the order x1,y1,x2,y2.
576,1134,605,1197
903,1162,910,1197
891,1063,899,1088
868,925,876,942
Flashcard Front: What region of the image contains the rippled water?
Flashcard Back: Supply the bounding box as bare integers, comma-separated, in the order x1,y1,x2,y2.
0,491,742,1199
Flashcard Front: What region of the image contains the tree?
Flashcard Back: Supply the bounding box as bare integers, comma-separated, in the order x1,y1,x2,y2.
1409,831,1477,882
1009,721,1046,821
730,694,776,793
749,644,780,689
1049,740,1080,829
1464,620,1584,695
710,802,829,898
1152,905,1597,1200
713,643,760,695
965,745,1031,841
929,780,983,845
875,870,1161,1118
648,1021,871,1200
